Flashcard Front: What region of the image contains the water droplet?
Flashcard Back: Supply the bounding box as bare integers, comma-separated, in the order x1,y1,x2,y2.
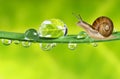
68,43,77,50
114,28,117,32
22,41,31,48
91,43,98,47
1,39,12,46
25,29,39,41
40,43,56,51
38,19,68,38
77,31,87,39
14,40,20,45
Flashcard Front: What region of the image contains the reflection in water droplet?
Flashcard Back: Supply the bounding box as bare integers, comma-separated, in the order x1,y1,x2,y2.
77,31,87,39
38,19,68,38
40,43,56,51
91,43,98,47
68,43,77,50
14,40,20,45
22,41,31,48
25,29,39,41
1,39,12,46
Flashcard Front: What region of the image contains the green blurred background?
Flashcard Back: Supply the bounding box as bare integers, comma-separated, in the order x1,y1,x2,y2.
0,0,120,79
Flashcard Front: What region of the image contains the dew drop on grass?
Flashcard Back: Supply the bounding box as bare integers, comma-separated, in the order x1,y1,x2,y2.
68,43,77,50
114,28,117,32
77,31,87,39
22,41,31,48
38,19,67,38
40,43,56,51
1,39,12,46
91,43,98,47
14,40,20,45
25,29,39,41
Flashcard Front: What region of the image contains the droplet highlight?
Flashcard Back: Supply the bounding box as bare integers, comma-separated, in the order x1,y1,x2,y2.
1,39,12,46
38,19,68,38
22,41,31,48
40,43,56,51
68,43,77,50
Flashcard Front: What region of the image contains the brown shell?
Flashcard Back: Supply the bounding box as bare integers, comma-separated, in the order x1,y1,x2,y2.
92,16,113,37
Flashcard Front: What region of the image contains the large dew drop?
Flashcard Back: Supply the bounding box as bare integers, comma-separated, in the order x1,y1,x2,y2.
38,19,67,38
68,43,77,50
22,41,31,48
1,39,12,46
25,29,39,41
40,43,56,51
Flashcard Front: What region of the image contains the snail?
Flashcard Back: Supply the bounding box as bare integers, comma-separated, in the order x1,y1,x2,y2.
75,14,114,40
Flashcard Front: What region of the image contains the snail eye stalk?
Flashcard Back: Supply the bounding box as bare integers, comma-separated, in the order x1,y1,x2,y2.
72,13,83,22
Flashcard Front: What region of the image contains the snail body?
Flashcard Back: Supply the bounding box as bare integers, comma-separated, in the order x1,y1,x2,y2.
77,15,114,40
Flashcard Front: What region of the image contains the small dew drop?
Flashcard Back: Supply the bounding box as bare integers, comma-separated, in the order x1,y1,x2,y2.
14,40,20,45
114,28,117,32
40,43,56,51
91,43,98,47
22,41,31,48
68,43,77,50
77,31,87,39
25,29,39,41
1,39,12,46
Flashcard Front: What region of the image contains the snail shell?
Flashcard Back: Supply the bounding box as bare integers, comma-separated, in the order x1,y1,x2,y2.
92,16,113,37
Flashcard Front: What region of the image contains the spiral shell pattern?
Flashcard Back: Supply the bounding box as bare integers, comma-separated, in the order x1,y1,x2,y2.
92,16,113,37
